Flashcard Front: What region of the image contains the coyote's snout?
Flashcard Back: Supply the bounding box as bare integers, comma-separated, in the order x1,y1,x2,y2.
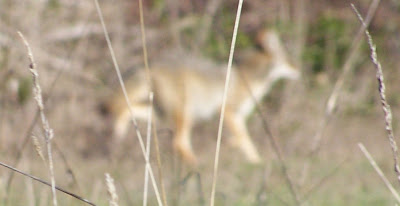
106,29,300,165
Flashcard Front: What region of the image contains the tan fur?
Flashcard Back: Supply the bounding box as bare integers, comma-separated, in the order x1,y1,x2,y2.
107,29,300,165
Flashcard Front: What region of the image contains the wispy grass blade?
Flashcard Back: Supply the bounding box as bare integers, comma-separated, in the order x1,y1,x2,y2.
143,93,154,206
105,173,119,206
358,143,400,203
18,31,58,206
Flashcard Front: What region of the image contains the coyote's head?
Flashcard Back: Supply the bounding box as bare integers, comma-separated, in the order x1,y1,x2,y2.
256,29,301,81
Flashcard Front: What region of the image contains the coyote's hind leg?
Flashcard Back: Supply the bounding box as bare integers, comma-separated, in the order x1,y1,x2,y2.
173,109,197,165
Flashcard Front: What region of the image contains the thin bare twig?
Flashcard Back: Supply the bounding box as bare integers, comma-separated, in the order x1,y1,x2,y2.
18,31,58,206
152,119,169,206
210,1,243,206
358,143,400,203
293,0,308,68
138,0,151,85
301,158,348,202
323,0,380,120
166,0,182,49
255,166,291,206
352,4,400,185
0,161,96,206
311,0,380,156
236,69,301,204
93,1,163,205
300,0,381,185
180,172,205,205
196,0,223,48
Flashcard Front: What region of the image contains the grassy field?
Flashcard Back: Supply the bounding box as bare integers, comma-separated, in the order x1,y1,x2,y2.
1,0,400,205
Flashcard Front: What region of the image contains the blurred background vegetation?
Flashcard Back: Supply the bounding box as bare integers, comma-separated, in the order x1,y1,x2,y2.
1,0,400,205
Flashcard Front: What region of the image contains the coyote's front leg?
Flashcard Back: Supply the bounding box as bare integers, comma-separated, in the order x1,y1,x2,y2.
225,111,261,164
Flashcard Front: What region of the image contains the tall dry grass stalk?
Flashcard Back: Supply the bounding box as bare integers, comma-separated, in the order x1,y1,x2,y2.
358,143,400,203
93,0,163,205
18,31,58,206
143,93,154,206
138,0,150,85
5,25,87,202
351,4,400,185
105,173,119,206
210,0,243,206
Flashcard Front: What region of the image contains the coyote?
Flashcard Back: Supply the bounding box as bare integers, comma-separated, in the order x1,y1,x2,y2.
106,29,300,165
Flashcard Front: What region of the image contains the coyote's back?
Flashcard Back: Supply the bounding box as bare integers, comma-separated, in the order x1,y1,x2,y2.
106,29,300,165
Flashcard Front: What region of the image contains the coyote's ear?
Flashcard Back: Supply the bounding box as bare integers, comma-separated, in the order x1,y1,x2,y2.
256,29,285,59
